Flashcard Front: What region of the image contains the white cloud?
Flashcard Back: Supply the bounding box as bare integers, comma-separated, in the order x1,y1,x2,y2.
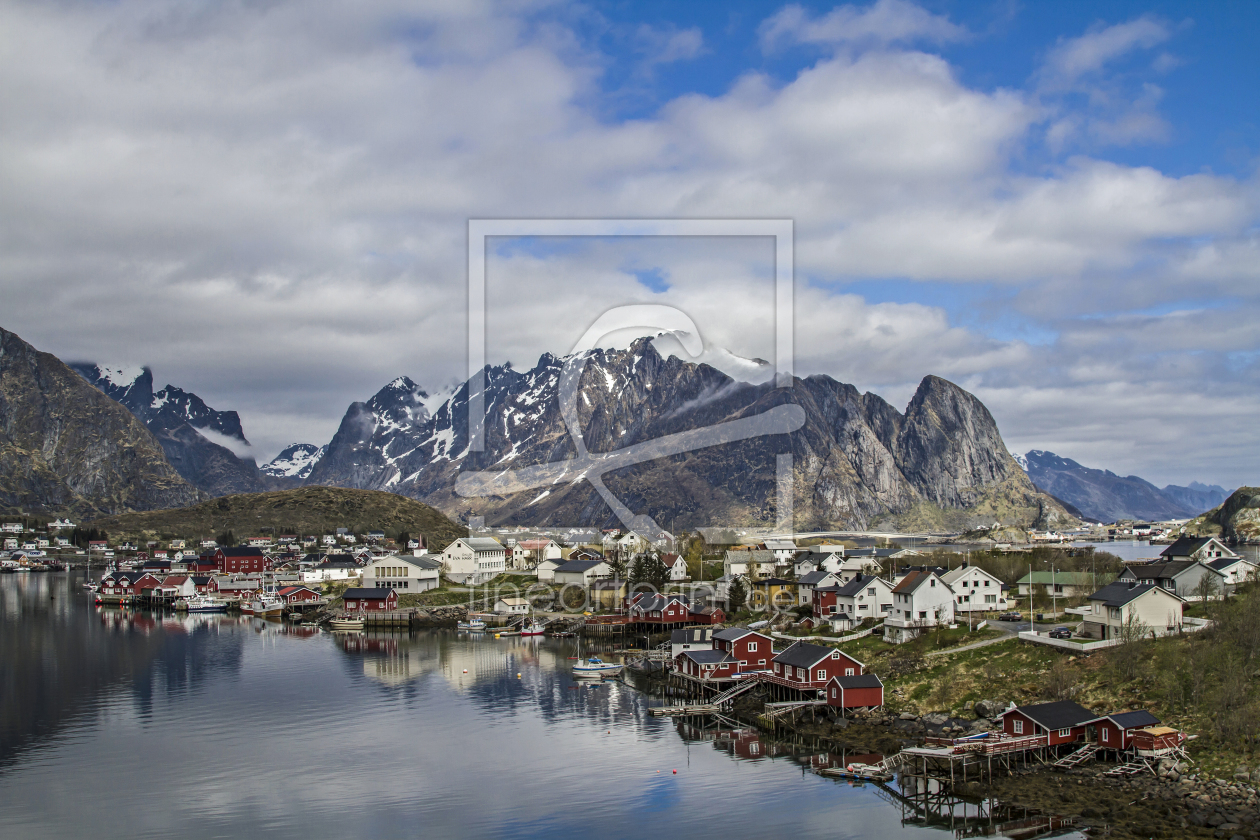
1040,16,1171,88
0,1,1255,485
759,0,967,52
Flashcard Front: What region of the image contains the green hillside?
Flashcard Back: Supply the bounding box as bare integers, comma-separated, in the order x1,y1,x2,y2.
86,486,467,550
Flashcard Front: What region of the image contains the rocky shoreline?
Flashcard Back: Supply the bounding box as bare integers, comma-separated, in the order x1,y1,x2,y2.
719,697,1260,840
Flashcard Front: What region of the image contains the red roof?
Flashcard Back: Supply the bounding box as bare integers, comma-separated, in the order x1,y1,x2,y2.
277,585,314,595
518,539,552,550
162,576,189,585
891,570,930,594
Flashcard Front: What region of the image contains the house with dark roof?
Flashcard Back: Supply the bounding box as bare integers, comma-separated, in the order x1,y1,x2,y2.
553,558,611,586
826,673,884,712
1208,555,1259,587
815,574,895,631
796,569,842,606
1081,581,1185,640
277,585,324,607
1159,536,1237,564
1117,559,1225,600
670,627,714,659
996,700,1095,746
675,649,739,681
712,627,773,671
1085,709,1162,751
770,641,864,688
341,587,397,613
883,570,954,644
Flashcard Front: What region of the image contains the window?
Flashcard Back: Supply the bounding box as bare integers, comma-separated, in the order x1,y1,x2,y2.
816,669,826,681
919,611,927,619
831,688,837,698
1013,719,1024,734
831,651,840,659
1058,728,1070,738
748,642,757,652
1101,729,1109,743
845,668,854,676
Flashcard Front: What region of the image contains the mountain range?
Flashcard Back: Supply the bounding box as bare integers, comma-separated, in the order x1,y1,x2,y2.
290,337,1071,532
1015,449,1231,523
22,322,1225,531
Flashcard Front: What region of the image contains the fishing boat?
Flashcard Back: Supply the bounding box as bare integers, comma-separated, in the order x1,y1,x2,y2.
520,620,547,636
572,657,623,678
329,615,364,630
247,592,286,618
457,618,487,631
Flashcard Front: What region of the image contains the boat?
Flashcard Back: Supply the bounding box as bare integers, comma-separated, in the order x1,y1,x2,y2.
457,618,487,631
572,657,623,678
82,582,99,592
329,616,365,630
183,595,227,613
247,592,286,617
520,620,547,636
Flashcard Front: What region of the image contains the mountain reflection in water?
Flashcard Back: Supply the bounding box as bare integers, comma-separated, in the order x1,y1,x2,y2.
0,574,1081,840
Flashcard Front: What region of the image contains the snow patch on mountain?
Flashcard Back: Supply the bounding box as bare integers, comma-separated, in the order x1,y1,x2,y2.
98,364,146,389
1010,451,1029,471
261,443,326,478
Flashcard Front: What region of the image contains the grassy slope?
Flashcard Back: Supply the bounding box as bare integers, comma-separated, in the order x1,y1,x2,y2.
85,486,467,551
835,587,1260,778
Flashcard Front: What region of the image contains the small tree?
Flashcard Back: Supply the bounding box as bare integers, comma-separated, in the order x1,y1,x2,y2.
605,553,627,580
642,555,669,591
727,576,748,613
1110,611,1150,681
216,529,236,547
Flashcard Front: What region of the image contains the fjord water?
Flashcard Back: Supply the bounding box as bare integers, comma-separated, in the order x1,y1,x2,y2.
1,574,1075,840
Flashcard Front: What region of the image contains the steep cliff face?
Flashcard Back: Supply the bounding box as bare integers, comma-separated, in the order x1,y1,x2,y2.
0,328,202,515
70,362,263,497
308,337,1072,532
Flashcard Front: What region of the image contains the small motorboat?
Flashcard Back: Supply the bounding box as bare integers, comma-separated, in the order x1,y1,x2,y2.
520,620,547,636
457,618,487,631
572,657,623,678
329,616,365,631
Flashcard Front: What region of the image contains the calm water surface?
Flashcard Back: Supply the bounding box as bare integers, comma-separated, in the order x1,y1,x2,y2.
0,573,1081,840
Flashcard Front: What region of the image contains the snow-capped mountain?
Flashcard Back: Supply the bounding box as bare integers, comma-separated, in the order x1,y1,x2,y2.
261,444,326,479
1010,450,1029,471
71,362,262,496
305,337,1072,532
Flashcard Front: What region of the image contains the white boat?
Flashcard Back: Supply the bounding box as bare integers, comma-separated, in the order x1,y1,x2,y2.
457,618,487,631
329,616,364,630
248,592,286,617
520,620,547,636
183,595,227,613
572,657,623,678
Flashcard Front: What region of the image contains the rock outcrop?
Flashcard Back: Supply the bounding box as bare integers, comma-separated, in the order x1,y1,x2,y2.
0,328,201,515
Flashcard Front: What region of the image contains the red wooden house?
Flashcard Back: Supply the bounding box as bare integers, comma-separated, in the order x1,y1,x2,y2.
1084,710,1161,751
342,587,397,613
277,585,322,605
712,627,774,672
627,592,692,624
995,701,1095,746
213,547,273,574
770,641,865,688
674,649,739,680
190,576,213,594
826,674,884,711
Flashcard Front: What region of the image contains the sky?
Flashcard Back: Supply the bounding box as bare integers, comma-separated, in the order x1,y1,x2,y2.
1,0,1257,489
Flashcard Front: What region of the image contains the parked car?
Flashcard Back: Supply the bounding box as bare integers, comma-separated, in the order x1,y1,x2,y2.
998,611,1022,621
1049,626,1072,639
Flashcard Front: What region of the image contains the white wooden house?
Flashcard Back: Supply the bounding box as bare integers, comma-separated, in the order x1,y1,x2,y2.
883,570,955,644
941,565,1007,613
